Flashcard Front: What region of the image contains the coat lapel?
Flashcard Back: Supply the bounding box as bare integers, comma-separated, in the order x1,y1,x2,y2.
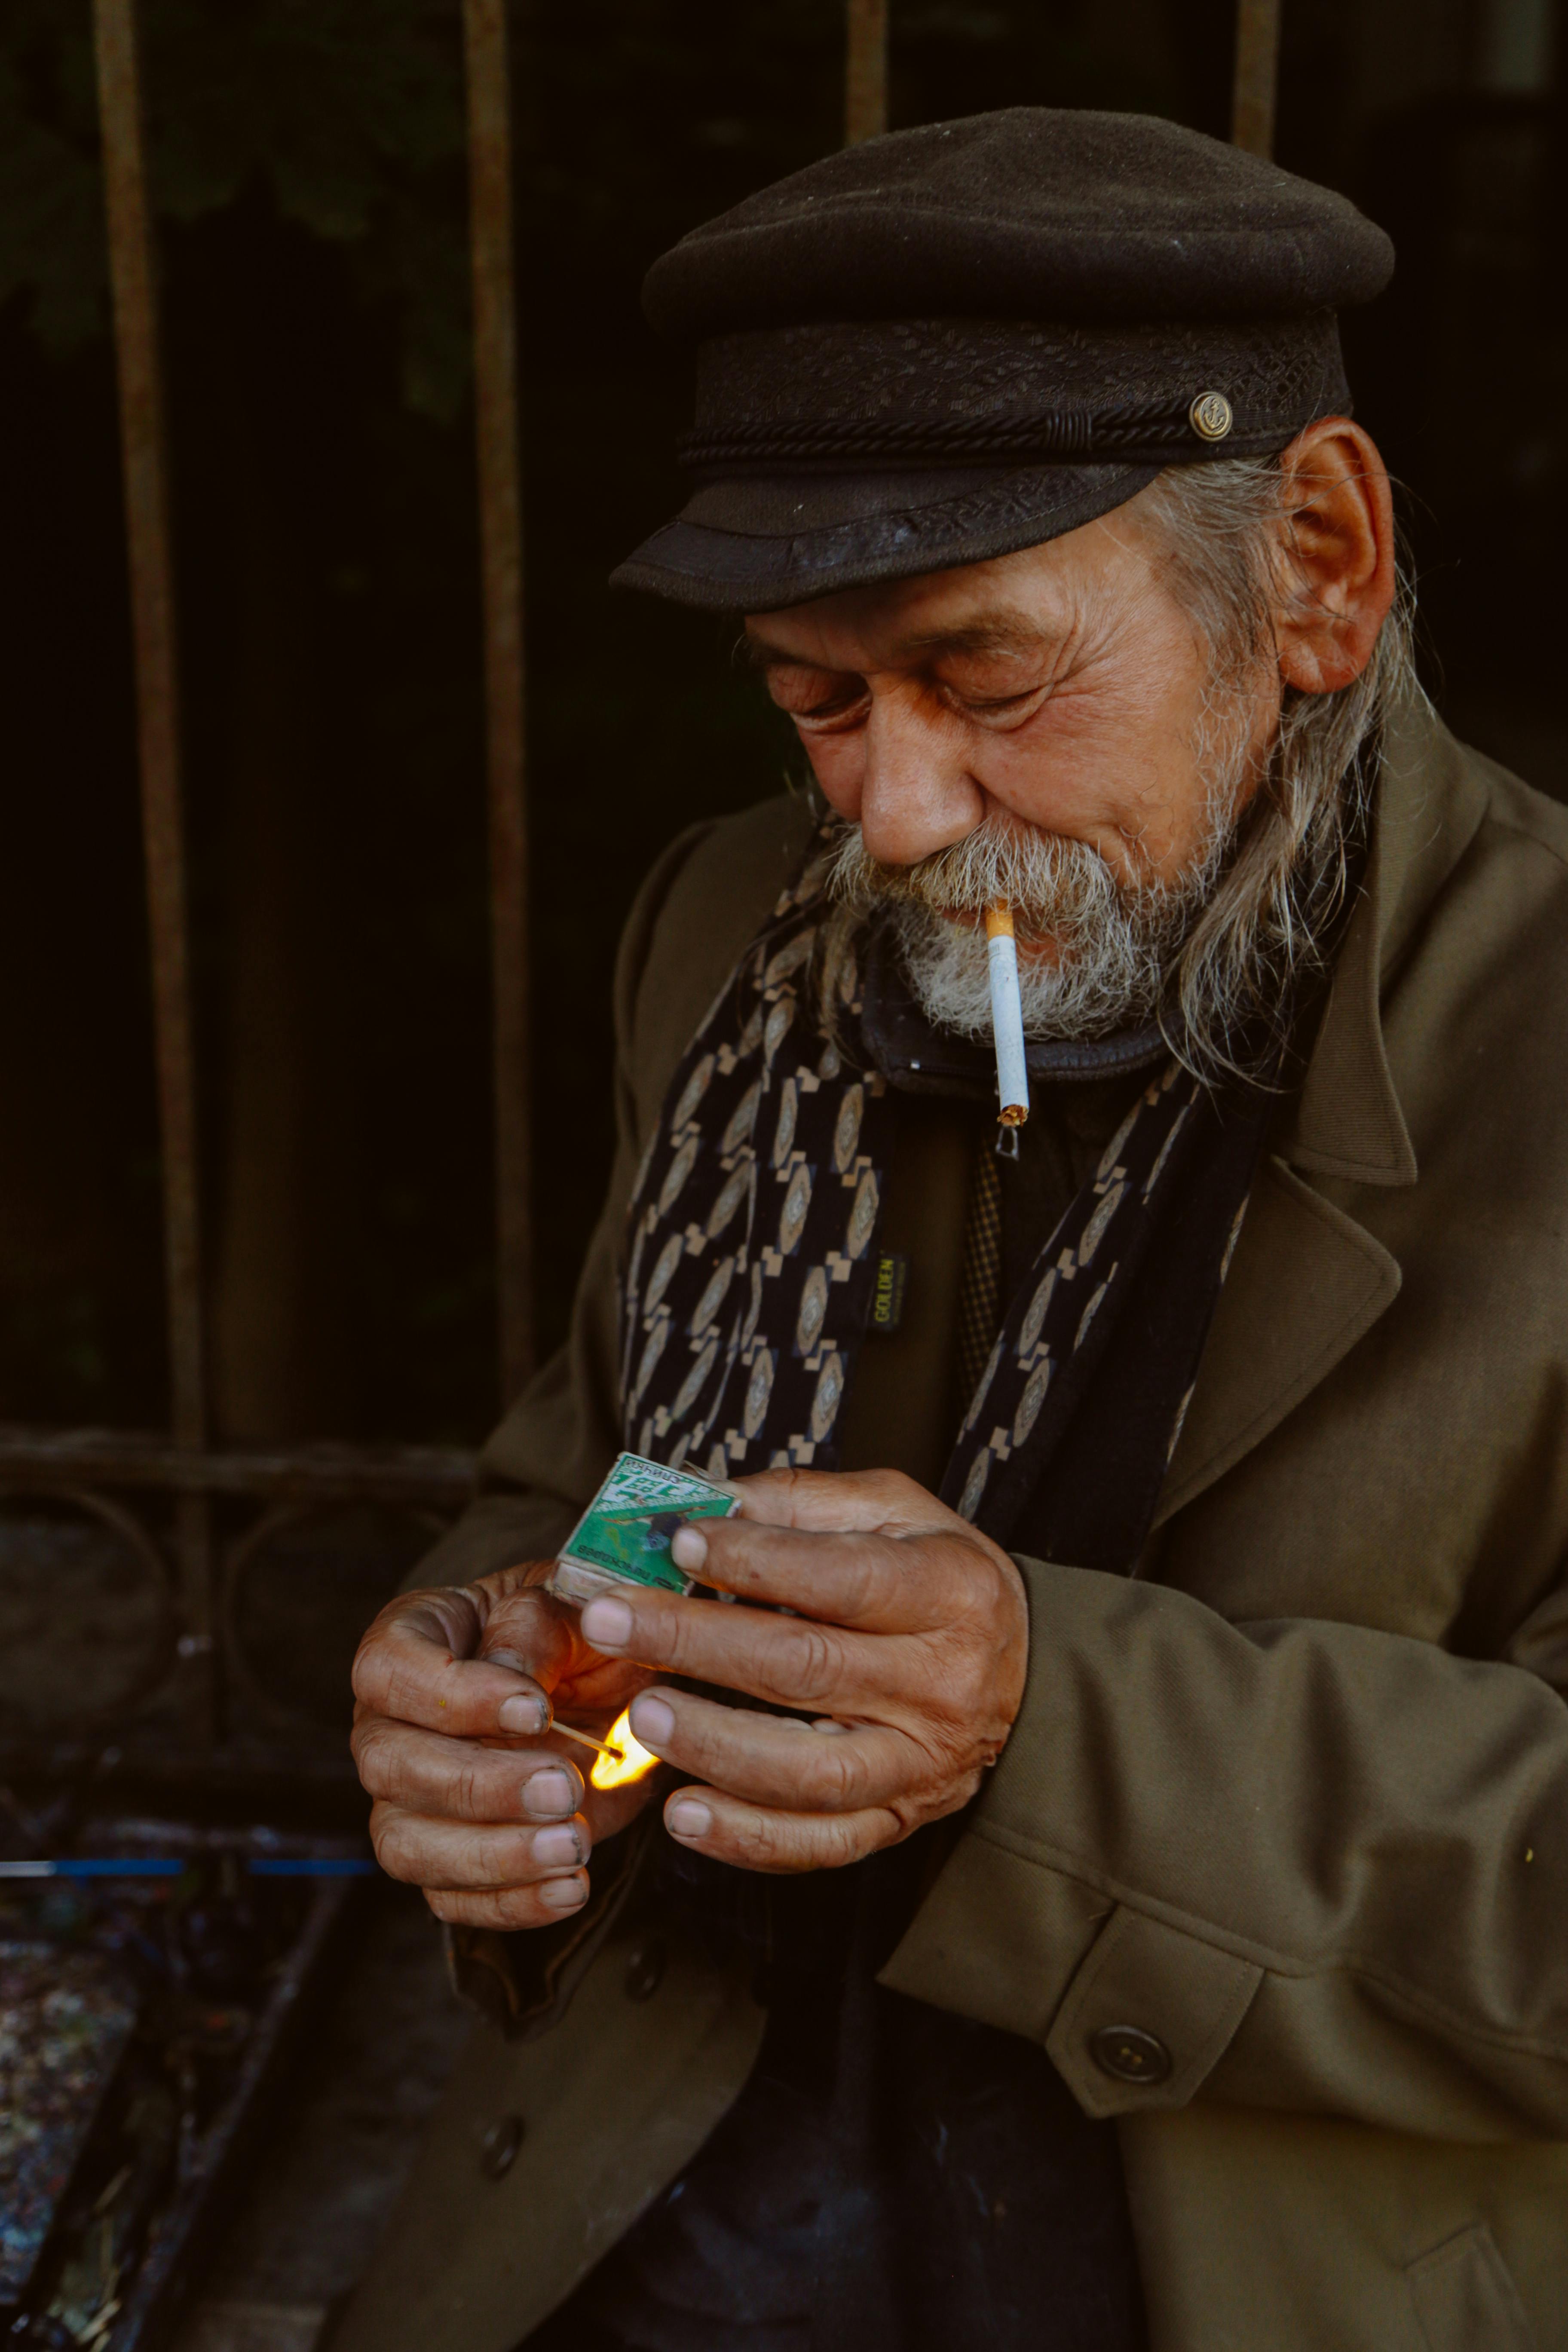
1156,697,1489,1524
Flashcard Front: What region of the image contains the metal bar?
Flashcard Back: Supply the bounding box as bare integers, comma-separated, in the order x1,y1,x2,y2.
0,1737,365,1797
845,0,890,144
92,0,215,1742
462,0,534,1407
0,1426,476,1506
104,1881,358,2352
1231,0,1283,157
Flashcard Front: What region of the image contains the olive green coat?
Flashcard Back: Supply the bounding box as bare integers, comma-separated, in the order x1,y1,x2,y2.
337,698,1568,2352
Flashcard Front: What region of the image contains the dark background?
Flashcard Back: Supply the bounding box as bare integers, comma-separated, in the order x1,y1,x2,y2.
0,0,1562,1456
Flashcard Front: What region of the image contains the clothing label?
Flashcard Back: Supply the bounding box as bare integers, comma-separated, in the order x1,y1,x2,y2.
870,1251,909,1335
548,1451,738,1605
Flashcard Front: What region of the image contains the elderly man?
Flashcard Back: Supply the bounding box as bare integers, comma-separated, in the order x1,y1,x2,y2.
338,111,1568,2352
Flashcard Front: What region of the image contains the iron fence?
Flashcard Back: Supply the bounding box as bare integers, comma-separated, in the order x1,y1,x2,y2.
0,0,1280,1785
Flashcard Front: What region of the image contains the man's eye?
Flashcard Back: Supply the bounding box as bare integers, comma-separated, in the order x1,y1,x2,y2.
946,682,1048,721
764,671,865,718
793,689,870,728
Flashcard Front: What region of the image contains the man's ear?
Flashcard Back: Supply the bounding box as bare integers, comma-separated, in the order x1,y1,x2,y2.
1273,419,1396,695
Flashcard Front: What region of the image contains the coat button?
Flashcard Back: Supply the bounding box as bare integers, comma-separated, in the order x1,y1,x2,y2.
480,2114,524,2178
1090,2025,1173,2086
625,1939,666,2002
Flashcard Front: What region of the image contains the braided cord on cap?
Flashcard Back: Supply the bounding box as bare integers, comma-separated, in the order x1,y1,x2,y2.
680,312,1344,478
681,396,1235,470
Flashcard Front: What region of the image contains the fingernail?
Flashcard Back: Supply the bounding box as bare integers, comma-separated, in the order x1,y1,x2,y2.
540,1874,588,1911
499,1694,548,1734
581,1596,634,1649
533,1825,582,1868
671,1524,708,1572
522,1766,575,1818
630,1694,675,1751
667,1798,712,1840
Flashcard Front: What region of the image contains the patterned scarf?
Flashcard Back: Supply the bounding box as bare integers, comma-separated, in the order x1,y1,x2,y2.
619,817,1277,1569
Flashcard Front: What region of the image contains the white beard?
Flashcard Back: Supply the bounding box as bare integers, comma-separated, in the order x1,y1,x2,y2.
827,799,1234,1044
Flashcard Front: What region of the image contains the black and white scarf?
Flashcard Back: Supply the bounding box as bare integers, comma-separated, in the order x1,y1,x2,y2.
619,818,1276,1569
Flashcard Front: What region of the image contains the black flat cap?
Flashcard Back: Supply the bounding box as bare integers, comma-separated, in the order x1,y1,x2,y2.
612,108,1394,613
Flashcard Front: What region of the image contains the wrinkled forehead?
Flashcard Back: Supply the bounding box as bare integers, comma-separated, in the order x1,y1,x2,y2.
740,509,1162,673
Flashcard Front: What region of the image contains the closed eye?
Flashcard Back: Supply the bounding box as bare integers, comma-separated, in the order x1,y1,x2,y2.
794,690,872,729
942,681,1052,726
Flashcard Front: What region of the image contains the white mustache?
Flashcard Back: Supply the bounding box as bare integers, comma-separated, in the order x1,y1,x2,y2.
827,813,1132,934
825,807,1234,1045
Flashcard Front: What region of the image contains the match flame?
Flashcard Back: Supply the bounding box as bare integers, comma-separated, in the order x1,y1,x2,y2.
590,1704,660,1792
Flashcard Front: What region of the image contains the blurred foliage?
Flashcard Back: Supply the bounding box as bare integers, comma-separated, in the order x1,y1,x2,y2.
0,0,1557,1448
0,0,1195,402
0,0,469,413
0,0,1215,1440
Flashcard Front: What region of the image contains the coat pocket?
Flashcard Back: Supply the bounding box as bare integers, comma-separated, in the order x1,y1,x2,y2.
1406,2224,1537,2352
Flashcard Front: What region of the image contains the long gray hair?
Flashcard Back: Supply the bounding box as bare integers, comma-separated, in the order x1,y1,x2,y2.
1139,453,1420,1081
818,454,1422,1087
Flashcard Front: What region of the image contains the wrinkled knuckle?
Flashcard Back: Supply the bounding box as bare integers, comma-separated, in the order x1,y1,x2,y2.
736,1809,793,1869
371,1815,421,1885
822,1813,866,1867
646,1604,686,1665
778,1623,840,1703
451,1758,493,1821
934,1769,984,1820
351,1719,397,1795
478,1831,532,1887
350,1640,390,1707
494,1886,555,1930
801,1737,861,1812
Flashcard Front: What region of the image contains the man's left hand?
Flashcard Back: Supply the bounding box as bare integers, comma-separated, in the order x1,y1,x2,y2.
577,1467,1029,1871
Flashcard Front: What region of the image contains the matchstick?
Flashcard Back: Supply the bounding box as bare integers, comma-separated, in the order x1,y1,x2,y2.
985,900,1030,1127
548,1718,619,1760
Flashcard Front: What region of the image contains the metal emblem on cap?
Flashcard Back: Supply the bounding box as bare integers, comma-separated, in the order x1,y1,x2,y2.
1188,391,1234,443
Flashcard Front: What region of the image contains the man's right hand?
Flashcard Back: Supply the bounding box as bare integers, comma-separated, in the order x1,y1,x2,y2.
350,1565,662,1931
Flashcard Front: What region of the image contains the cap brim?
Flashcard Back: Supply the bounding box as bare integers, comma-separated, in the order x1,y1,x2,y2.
609,460,1160,612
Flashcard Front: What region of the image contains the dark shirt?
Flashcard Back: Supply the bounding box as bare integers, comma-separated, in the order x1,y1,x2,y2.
523,968,1158,2352
534,1838,1145,2352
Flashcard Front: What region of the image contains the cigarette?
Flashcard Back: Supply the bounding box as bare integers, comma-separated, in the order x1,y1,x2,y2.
985,901,1030,1127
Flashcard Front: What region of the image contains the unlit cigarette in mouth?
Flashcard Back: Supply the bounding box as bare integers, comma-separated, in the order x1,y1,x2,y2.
985,900,1030,1128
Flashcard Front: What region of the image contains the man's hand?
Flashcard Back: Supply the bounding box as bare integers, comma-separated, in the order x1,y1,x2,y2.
350,1567,663,1931
581,1468,1029,1872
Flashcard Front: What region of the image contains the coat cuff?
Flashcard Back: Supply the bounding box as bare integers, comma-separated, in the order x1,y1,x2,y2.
879,1551,1262,2114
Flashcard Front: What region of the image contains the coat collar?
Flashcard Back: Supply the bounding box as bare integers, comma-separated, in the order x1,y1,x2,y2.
1156,694,1491,1527
1281,692,1488,1188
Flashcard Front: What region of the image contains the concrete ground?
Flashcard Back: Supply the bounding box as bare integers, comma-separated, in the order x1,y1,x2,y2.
168,1881,470,2352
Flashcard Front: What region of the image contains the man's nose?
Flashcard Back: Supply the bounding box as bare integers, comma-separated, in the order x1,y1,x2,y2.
856,690,985,866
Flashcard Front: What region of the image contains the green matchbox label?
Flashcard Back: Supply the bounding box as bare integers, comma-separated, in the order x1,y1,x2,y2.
558,1452,737,1594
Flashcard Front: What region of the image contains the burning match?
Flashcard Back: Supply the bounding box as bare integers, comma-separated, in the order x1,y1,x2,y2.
549,1707,661,1792
985,900,1030,1128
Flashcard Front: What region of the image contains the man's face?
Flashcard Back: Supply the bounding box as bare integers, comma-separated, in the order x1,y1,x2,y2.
746,487,1280,930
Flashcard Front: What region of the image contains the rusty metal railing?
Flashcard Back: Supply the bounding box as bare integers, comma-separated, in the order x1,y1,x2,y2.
92,0,217,1744
1233,0,1284,157
463,0,536,1407
0,0,1278,1782
0,0,508,1781
845,0,890,144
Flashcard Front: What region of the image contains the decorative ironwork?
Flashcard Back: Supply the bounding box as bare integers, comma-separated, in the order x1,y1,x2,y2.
10,0,1282,1781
